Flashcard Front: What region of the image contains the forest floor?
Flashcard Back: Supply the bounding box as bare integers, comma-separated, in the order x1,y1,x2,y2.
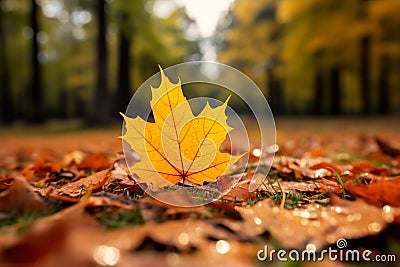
1,116,400,266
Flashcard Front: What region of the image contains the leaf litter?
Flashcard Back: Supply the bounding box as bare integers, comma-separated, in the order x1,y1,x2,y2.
1,124,400,265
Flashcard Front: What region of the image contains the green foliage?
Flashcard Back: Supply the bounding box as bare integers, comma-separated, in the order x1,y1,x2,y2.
328,168,348,199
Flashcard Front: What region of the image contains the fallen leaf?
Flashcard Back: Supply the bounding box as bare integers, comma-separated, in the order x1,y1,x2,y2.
223,173,258,202
351,161,388,176
261,180,340,195
0,175,46,213
103,218,250,252
0,193,100,265
86,196,134,210
272,156,345,179
236,195,398,250
77,153,111,170
121,67,243,188
305,148,325,158
310,162,342,175
375,137,400,157
21,167,35,179
34,155,61,173
0,220,69,263
49,191,135,210
56,168,111,197
345,177,400,207
62,150,86,166
0,175,14,190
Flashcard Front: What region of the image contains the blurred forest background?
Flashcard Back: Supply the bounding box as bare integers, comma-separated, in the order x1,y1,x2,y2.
0,0,399,126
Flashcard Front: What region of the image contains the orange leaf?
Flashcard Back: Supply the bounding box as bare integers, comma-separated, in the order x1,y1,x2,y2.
22,167,35,179
305,148,325,158
34,155,61,173
345,177,400,207
77,153,110,170
351,161,388,175
121,67,243,188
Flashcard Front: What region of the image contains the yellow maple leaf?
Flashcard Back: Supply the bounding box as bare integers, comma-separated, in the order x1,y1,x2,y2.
121,67,243,189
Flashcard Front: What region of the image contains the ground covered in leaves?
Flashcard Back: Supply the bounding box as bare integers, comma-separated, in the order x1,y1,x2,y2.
1,117,400,266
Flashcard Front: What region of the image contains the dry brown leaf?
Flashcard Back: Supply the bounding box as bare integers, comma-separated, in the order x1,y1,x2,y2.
86,196,134,210
310,162,342,175
222,173,259,202
236,195,398,250
261,180,340,195
0,175,46,213
47,191,135,210
62,150,86,166
56,168,111,197
223,180,257,202
0,220,69,264
375,137,400,157
101,219,248,252
272,156,347,179
105,169,141,193
120,243,256,267
0,175,14,190
1,218,256,267
0,194,100,266
138,197,215,222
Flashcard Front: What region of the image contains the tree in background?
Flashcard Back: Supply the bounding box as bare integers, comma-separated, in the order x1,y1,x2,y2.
111,1,197,115
0,0,197,124
256,1,284,114
0,0,11,124
115,9,131,116
218,0,400,115
368,0,400,114
86,0,109,125
28,0,43,122
111,0,153,116
218,0,284,113
278,0,363,115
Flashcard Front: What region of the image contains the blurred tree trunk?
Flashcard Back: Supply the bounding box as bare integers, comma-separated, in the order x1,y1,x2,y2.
265,60,283,115
87,0,109,125
0,0,12,124
313,70,324,115
329,66,341,115
360,36,371,115
378,53,389,114
275,79,283,115
28,0,43,123
115,26,131,116
359,0,371,115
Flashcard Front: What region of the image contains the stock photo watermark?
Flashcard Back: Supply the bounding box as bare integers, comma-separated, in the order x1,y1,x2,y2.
257,238,396,262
